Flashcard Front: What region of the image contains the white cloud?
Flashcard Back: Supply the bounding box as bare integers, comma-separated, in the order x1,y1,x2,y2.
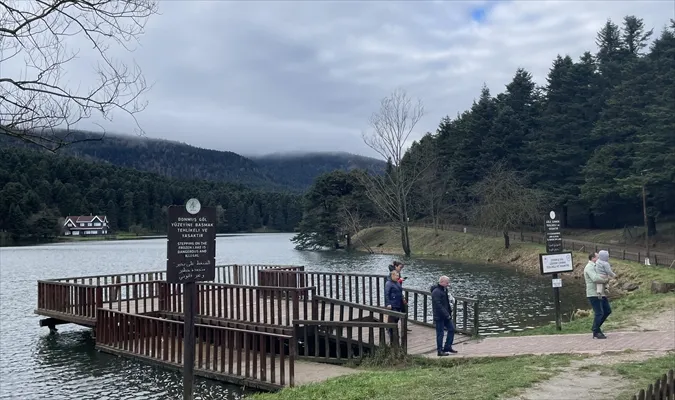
1,0,672,157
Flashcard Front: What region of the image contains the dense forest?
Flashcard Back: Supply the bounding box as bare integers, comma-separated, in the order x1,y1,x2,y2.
293,16,675,251
0,148,303,241
0,132,385,192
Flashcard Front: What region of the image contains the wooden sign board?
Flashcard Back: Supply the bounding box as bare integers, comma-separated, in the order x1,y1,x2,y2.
166,200,216,284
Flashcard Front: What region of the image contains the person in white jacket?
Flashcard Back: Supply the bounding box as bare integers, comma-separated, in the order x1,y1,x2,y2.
594,250,616,297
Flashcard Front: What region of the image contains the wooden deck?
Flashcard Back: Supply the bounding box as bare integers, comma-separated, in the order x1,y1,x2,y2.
97,337,361,390
97,294,439,356
36,265,480,390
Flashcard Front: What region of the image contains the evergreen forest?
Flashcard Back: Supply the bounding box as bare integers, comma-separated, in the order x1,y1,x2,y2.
0,148,302,241
293,16,675,251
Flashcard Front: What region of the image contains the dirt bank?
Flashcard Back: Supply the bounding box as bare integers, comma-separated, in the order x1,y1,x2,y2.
354,226,674,291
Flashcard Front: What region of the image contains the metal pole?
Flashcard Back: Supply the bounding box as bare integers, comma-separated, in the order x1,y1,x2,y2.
183,282,196,400
553,273,561,331
642,182,650,260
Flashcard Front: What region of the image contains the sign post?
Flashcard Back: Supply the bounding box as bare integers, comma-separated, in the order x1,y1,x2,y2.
167,198,216,400
541,210,569,331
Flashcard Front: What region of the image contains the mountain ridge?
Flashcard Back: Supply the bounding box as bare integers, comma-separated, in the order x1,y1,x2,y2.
0,131,386,192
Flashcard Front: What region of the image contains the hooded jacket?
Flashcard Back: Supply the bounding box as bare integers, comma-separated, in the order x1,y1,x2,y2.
596,250,616,278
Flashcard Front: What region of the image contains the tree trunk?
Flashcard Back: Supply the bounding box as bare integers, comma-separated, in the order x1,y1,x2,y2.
401,191,412,257
503,230,510,249
399,223,411,256
346,232,352,249
433,216,439,236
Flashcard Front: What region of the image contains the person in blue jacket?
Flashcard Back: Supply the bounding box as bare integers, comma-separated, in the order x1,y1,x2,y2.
384,270,404,341
431,275,457,356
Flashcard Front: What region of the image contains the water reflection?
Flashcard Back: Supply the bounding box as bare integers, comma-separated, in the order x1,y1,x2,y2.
292,249,587,334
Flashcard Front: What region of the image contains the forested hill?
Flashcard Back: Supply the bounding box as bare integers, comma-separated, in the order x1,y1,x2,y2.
251,152,386,189
404,16,675,231
291,16,675,252
0,147,303,241
0,132,385,192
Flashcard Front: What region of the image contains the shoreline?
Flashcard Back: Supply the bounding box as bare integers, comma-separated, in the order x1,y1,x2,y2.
353,226,675,336
0,230,294,248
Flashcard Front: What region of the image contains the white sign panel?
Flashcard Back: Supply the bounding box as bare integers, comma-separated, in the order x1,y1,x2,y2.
540,252,574,275
552,278,562,288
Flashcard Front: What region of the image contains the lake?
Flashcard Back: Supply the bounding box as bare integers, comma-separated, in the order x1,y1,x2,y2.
0,233,588,399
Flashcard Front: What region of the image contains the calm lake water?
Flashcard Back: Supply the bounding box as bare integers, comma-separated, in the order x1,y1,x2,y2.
0,233,588,399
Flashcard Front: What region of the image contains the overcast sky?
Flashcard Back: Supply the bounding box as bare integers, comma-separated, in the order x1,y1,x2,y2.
5,1,674,158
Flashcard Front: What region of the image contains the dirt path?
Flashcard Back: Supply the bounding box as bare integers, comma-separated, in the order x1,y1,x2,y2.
505,351,671,400
503,312,675,399
615,306,675,333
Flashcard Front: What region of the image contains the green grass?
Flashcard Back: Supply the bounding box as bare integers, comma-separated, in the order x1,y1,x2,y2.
250,354,581,400
505,291,675,336
357,225,675,336
579,352,675,400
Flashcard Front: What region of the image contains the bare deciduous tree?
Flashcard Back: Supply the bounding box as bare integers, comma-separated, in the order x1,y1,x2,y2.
471,163,545,249
358,88,429,257
0,0,158,151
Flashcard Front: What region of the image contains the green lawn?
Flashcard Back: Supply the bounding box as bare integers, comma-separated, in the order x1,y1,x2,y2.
505,291,675,336
250,355,580,400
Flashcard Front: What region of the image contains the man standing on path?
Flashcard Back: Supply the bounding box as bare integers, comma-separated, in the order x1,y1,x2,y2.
431,275,457,356
584,252,612,339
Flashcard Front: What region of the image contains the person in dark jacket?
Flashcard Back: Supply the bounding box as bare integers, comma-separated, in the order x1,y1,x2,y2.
384,270,404,341
431,275,457,356
386,261,410,331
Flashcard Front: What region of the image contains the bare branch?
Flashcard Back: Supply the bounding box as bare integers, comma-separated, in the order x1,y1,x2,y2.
359,89,426,256
470,162,545,248
0,0,158,151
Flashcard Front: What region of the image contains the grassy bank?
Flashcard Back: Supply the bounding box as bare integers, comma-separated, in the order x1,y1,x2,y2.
354,226,675,335
251,354,580,400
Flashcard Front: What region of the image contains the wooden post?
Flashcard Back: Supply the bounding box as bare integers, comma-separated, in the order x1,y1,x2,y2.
472,300,480,337
183,282,196,400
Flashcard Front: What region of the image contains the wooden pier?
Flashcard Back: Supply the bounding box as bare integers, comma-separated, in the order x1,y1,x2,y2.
35,265,480,391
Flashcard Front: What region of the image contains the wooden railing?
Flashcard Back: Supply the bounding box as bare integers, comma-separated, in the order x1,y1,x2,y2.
100,281,164,314
96,309,295,389
157,312,294,336
36,281,100,324
257,270,481,336
259,270,388,307
293,320,398,364
403,288,480,336
311,295,408,352
632,369,674,400
162,283,313,327
50,264,304,286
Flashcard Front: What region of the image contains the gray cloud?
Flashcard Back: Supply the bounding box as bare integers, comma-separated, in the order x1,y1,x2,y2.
3,0,672,157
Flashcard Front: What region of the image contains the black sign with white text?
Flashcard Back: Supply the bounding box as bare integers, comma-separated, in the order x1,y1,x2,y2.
545,210,563,254
166,203,216,284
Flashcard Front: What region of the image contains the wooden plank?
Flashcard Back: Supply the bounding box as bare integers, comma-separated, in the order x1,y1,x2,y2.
99,295,440,355
98,337,357,388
